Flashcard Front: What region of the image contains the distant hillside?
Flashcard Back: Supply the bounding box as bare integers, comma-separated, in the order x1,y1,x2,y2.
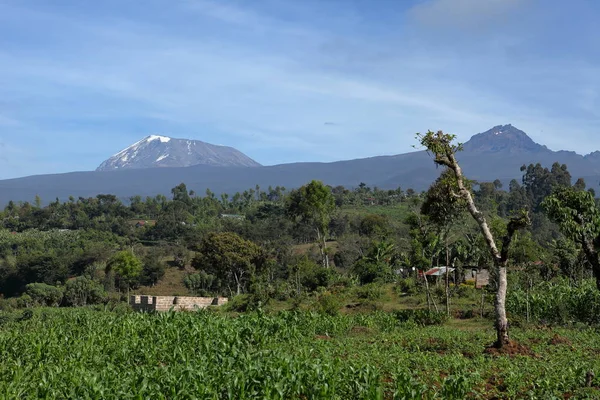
96,135,261,171
1,124,599,205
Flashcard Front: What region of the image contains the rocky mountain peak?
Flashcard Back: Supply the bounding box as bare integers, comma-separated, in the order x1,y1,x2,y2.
462,124,547,154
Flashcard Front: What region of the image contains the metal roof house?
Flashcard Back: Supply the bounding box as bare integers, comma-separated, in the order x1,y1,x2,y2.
424,266,455,276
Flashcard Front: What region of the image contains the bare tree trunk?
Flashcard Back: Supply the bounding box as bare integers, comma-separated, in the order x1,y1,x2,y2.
445,238,450,316
495,262,509,346
424,272,431,311
234,272,242,296
480,288,485,318
434,150,527,348
316,229,330,268
526,277,531,323
423,274,438,312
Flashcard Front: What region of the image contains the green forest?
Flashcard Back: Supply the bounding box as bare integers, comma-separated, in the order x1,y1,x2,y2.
1,150,600,319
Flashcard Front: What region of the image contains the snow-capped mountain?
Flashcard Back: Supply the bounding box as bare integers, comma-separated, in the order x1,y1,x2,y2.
96,135,261,171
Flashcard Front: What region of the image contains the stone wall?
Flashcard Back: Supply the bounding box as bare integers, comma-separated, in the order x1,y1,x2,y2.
130,295,228,312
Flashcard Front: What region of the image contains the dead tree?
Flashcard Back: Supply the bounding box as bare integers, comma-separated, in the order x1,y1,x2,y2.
418,130,529,347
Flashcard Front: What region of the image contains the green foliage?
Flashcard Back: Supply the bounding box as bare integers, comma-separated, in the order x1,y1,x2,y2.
0,308,599,398
106,251,142,290
416,130,463,166
63,276,107,306
290,256,334,292
24,283,64,307
359,214,390,238
543,187,600,242
287,180,335,234
393,309,449,326
140,252,166,286
421,169,466,227
522,162,572,211
183,271,216,296
172,246,191,269
224,294,253,312
354,283,385,301
507,279,600,325
192,232,261,295
352,259,394,285
396,277,419,296
312,292,342,316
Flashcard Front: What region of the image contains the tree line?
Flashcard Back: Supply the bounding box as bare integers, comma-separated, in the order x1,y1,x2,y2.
2,148,600,347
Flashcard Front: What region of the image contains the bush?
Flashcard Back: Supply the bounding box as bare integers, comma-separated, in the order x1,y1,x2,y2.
455,309,475,319
17,294,33,308
394,309,448,326
291,257,334,292
140,257,166,286
25,283,64,307
396,278,419,296
64,276,107,306
106,251,142,290
354,283,384,301
184,271,215,296
329,274,359,289
0,297,20,311
247,279,274,309
273,281,295,301
312,292,342,316
352,259,394,285
224,295,252,312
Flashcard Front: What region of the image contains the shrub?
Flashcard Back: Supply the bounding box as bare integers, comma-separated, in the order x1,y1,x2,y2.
273,281,295,301
352,259,394,284
312,292,342,316
25,283,64,307
396,277,419,296
224,294,251,312
172,246,191,269
290,257,334,292
140,257,166,286
17,294,33,308
0,297,20,311
246,279,274,309
184,271,215,296
106,251,142,290
455,309,475,319
64,276,107,306
455,284,478,299
354,283,384,301
394,309,448,326
329,273,359,289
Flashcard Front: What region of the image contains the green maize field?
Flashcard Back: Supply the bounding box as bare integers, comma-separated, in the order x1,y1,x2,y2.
1,308,600,399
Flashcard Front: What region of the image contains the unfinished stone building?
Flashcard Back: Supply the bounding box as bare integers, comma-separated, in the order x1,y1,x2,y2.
130,295,228,312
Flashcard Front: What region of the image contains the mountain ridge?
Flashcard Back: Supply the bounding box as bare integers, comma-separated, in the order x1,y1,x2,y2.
1,124,599,205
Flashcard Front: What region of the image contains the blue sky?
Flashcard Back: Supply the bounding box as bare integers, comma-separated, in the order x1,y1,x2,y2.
0,0,598,179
